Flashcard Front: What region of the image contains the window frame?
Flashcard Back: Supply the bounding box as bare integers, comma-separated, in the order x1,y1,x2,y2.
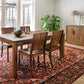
21,0,32,26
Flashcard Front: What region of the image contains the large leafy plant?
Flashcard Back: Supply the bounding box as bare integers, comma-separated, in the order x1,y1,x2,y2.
40,14,60,31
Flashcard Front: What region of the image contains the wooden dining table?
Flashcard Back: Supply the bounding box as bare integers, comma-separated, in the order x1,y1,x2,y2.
0,31,65,78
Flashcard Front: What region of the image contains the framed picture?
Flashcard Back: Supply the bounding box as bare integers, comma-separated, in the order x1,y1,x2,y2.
80,15,84,25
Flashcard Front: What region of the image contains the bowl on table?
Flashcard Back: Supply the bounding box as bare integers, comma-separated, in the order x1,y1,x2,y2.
14,29,22,37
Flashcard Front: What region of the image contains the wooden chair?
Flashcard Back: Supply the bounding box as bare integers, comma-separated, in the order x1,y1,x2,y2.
20,26,30,49
18,32,48,77
45,30,64,68
20,26,30,33
1,27,14,62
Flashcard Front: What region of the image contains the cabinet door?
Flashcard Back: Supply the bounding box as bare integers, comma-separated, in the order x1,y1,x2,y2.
80,26,84,45
73,26,80,44
66,26,74,42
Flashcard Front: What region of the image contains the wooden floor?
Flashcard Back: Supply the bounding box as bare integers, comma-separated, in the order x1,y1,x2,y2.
65,42,84,49
73,74,84,84
66,42,84,84
0,42,84,84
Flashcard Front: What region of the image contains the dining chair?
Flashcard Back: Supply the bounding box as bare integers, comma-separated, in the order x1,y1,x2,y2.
1,27,14,62
45,30,64,68
18,32,48,77
20,26,31,49
20,26,30,33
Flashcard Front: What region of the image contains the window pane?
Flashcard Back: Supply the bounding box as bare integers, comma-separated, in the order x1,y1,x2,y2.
6,7,16,27
5,0,16,3
0,0,1,27
0,7,1,28
24,7,29,25
29,5,32,25
0,0,1,6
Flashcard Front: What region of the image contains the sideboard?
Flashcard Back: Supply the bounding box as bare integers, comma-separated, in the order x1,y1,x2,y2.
66,25,84,45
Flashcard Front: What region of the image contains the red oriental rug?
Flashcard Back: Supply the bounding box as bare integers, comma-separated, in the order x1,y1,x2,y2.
0,45,84,84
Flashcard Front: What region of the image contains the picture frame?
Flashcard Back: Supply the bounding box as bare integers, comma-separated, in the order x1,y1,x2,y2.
80,15,84,25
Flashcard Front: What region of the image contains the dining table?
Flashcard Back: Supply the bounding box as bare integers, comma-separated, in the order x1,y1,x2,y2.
0,31,65,78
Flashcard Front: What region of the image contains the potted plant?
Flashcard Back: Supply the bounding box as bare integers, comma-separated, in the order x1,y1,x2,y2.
40,14,60,31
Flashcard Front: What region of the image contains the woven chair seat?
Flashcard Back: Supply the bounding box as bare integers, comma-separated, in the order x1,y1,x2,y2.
20,48,43,56
2,42,12,47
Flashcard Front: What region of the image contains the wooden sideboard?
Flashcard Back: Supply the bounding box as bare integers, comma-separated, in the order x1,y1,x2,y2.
66,25,84,45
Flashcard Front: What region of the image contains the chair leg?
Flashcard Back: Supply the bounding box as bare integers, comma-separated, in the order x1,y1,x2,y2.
28,44,31,48
33,57,35,71
1,46,3,57
33,57,34,65
7,47,9,62
60,47,63,63
21,45,23,59
38,56,40,65
44,52,47,71
18,52,20,69
49,50,53,68
30,57,33,77
33,57,35,66
28,44,29,48
21,45,23,49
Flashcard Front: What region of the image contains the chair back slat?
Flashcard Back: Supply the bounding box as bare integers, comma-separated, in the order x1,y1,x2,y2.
51,30,63,47
31,32,48,51
1,27,14,34
20,26,30,32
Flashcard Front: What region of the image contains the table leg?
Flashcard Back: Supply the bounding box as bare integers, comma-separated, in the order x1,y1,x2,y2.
60,33,65,63
62,33,65,58
12,43,17,78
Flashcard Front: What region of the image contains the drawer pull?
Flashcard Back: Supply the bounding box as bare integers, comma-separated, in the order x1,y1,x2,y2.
73,31,75,35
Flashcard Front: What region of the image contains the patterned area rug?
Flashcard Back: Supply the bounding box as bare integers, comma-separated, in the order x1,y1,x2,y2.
0,45,84,84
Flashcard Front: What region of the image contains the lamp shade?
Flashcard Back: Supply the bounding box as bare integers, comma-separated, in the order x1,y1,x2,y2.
72,10,79,15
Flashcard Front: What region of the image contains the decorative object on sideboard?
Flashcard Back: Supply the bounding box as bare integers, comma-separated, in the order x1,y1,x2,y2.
80,14,84,25
72,10,79,25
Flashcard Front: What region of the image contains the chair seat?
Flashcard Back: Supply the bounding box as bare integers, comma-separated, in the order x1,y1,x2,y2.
2,42,12,47
20,48,43,56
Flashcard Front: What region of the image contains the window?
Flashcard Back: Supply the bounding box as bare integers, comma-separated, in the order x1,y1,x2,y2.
0,0,1,34
0,0,1,28
0,0,33,30
5,0,17,27
21,0,32,26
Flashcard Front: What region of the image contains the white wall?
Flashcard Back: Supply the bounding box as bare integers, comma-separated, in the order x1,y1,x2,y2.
35,0,56,31
55,0,84,39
